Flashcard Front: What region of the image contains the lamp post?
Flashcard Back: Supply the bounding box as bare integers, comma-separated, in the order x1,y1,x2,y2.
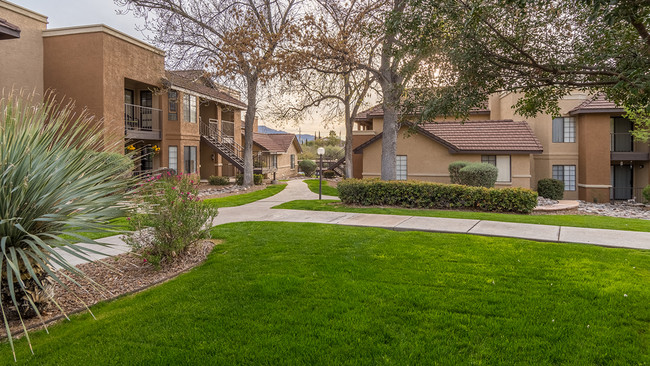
317,147,325,200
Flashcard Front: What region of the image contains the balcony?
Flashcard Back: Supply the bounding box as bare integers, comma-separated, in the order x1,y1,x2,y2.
610,133,649,161
125,103,162,140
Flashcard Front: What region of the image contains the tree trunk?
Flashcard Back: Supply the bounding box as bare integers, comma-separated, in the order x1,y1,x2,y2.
243,75,258,187
380,89,399,181
343,77,354,178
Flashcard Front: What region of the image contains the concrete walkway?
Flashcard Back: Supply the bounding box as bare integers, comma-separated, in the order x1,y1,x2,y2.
57,178,650,267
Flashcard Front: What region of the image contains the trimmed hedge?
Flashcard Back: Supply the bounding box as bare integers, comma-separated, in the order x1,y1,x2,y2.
322,170,337,179
448,161,470,184
537,178,564,200
236,174,264,185
208,175,230,186
338,179,538,214
458,163,498,188
299,159,317,177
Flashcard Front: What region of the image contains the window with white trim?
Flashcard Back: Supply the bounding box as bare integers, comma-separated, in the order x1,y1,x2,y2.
552,165,576,191
396,155,407,180
552,117,575,143
183,94,197,123
184,146,197,174
482,155,511,182
168,146,178,173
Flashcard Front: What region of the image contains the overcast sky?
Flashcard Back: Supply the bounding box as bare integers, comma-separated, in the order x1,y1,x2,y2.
15,0,342,136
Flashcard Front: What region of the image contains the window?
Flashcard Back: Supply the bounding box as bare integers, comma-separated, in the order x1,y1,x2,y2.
222,120,234,137
184,146,197,174
272,155,278,168
552,165,576,191
168,90,178,121
169,146,178,173
396,155,407,180
183,94,197,123
482,155,511,182
290,154,295,169
552,117,575,143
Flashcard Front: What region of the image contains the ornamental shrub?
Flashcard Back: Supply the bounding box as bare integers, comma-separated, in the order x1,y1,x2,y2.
323,170,337,179
458,163,498,188
537,178,564,200
448,161,470,184
125,173,218,268
338,179,538,213
0,92,134,353
236,174,263,185
299,159,317,177
209,175,230,186
643,185,650,203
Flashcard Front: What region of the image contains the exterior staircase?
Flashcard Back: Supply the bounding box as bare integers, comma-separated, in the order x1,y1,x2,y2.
328,156,346,177
200,122,244,172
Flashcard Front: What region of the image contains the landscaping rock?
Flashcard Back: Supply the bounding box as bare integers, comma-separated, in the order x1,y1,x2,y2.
578,201,650,220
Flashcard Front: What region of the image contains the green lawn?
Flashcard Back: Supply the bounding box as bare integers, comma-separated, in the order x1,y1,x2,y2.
202,183,286,208
61,217,130,243
5,222,650,364
304,179,339,196
274,199,650,232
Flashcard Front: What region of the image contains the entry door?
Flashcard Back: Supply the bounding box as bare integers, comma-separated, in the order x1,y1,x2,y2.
125,89,136,129
140,90,153,130
612,164,633,200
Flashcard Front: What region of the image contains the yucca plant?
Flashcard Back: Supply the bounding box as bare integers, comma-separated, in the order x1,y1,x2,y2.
0,91,134,360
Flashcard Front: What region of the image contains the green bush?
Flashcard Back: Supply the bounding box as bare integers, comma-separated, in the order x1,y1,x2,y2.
643,185,650,203
299,159,317,177
254,174,264,185
338,179,538,214
0,92,134,353
209,175,230,185
125,174,218,268
537,178,564,200
457,163,498,188
448,161,470,184
323,170,337,179
236,174,264,185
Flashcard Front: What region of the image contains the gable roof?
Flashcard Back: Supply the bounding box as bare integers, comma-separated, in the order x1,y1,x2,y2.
0,18,20,40
165,70,246,109
253,133,302,153
354,120,543,154
355,103,491,122
569,94,623,115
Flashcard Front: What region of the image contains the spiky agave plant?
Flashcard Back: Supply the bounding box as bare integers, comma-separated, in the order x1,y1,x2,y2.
0,91,134,360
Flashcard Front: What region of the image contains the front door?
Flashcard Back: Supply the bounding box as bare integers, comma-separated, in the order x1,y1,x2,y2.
611,164,633,200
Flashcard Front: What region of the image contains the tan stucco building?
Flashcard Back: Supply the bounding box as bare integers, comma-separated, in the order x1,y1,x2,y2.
0,1,273,182
353,93,650,202
253,133,302,179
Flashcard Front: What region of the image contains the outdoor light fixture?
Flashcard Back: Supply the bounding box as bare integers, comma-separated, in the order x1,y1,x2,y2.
317,147,325,200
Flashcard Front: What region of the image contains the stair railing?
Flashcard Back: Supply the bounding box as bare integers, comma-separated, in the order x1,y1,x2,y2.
200,121,245,162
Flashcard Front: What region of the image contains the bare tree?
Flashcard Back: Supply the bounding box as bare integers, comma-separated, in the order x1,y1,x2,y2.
272,0,380,178
116,0,299,187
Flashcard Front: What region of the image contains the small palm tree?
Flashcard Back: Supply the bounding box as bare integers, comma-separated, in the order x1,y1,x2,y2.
0,91,134,360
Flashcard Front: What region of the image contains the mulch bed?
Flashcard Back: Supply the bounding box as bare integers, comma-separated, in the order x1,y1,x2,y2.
1,240,218,339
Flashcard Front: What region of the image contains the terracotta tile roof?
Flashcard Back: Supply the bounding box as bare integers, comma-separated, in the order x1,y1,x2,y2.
569,94,623,114
354,120,543,154
253,133,301,153
0,18,20,40
355,103,490,121
165,70,246,109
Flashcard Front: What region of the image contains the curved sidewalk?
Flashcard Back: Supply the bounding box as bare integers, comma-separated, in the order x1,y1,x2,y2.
214,179,650,251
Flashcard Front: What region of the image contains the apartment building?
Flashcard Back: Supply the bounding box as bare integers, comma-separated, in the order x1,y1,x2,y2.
253,133,302,179
352,93,649,202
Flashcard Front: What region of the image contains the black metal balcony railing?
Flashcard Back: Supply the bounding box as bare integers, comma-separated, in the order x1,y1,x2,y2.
125,103,162,140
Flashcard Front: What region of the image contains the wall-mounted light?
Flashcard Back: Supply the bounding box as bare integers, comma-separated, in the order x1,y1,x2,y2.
211,153,215,161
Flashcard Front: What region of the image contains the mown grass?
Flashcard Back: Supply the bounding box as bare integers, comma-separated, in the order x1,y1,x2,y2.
202,183,286,208
66,184,286,243
304,179,339,196
274,199,650,232
5,222,650,364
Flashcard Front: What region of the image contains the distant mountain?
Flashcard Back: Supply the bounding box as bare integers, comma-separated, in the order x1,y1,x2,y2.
257,125,315,142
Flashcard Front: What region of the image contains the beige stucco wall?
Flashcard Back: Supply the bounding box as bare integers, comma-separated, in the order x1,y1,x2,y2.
275,140,300,179
361,126,533,189
0,2,47,99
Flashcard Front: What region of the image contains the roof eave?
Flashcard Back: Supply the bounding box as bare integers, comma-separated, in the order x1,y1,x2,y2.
569,108,624,115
